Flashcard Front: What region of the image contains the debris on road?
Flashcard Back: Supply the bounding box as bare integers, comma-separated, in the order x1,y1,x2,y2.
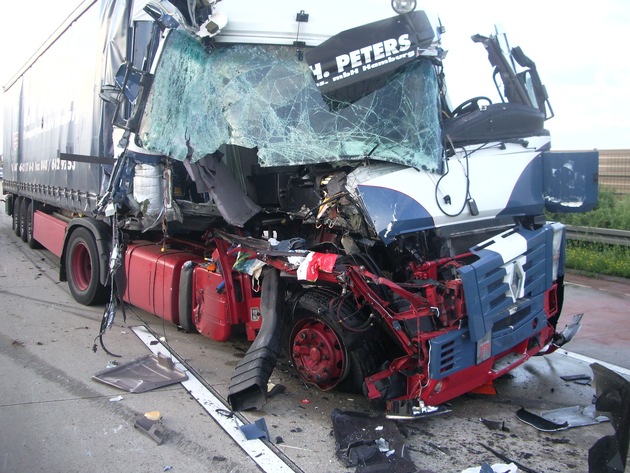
588,363,630,472
560,373,592,385
516,407,569,432
240,418,270,441
461,462,518,473
479,418,510,432
134,411,165,445
540,405,608,428
517,404,608,431
331,409,416,472
92,353,187,393
266,383,286,398
479,443,538,473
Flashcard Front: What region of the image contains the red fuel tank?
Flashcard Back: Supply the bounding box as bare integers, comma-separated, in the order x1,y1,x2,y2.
192,264,231,341
123,242,203,325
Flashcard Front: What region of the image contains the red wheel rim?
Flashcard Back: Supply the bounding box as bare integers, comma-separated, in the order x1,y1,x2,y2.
71,243,92,291
291,319,347,390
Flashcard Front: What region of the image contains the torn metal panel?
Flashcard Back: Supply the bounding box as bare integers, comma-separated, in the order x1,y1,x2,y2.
518,404,610,432
516,407,569,432
540,405,609,429
183,154,261,226
139,28,442,171
239,418,270,441
92,353,188,392
543,151,599,213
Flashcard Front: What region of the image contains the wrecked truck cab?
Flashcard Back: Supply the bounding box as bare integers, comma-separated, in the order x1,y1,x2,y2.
110,2,599,413
133,3,596,414
3,0,598,418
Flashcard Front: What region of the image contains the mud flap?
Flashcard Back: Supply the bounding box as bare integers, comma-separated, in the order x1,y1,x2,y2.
228,268,284,411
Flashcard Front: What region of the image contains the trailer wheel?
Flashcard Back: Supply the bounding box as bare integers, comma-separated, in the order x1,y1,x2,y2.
13,197,22,237
26,201,42,249
289,290,384,392
66,227,108,305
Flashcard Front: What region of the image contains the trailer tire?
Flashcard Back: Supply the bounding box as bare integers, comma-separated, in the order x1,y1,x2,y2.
26,201,42,249
66,227,109,305
13,197,22,237
289,290,384,393
19,198,29,242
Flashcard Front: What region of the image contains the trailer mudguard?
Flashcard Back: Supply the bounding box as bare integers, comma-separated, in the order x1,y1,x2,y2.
60,217,112,287
4,194,14,217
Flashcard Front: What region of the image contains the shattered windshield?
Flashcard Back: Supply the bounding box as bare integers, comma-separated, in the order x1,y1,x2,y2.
139,29,442,171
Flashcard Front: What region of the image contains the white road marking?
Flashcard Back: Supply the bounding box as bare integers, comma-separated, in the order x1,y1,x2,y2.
565,281,591,289
556,349,630,378
131,325,299,473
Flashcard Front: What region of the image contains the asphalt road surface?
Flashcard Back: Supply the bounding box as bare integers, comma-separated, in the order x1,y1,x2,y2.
1,192,627,472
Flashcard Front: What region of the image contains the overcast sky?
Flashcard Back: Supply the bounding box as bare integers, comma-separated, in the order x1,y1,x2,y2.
1,0,629,153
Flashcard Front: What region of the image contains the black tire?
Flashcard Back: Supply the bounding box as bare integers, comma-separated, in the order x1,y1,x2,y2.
289,289,385,393
13,197,22,237
177,261,198,333
19,198,29,242
65,227,109,305
26,201,42,249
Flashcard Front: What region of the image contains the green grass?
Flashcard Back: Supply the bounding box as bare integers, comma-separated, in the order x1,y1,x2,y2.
549,188,630,230
549,188,630,279
565,241,630,279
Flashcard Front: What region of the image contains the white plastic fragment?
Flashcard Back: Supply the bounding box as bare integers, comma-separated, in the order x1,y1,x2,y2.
461,463,519,473
375,437,389,452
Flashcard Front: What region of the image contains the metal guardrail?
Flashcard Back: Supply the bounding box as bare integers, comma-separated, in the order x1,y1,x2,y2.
566,225,630,247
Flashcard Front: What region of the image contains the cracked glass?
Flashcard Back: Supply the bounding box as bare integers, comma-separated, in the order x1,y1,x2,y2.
139,29,442,171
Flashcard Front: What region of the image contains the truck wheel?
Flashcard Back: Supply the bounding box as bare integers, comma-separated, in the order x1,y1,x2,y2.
289,290,384,392
26,201,42,249
13,197,22,237
19,198,29,242
65,227,109,305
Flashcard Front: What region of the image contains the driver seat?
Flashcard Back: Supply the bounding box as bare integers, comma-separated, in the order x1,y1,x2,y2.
443,102,547,146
